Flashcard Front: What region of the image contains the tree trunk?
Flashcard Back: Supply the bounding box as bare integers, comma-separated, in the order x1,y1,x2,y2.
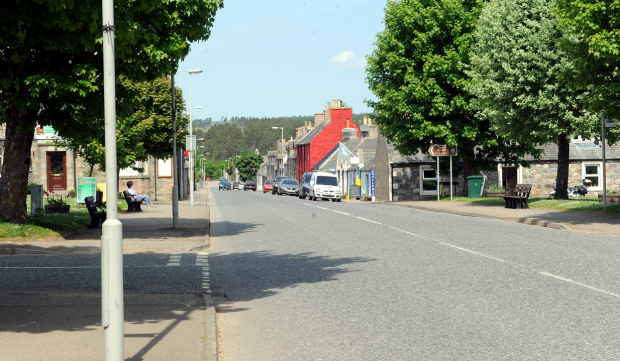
0,105,37,223
555,133,570,200
460,141,477,196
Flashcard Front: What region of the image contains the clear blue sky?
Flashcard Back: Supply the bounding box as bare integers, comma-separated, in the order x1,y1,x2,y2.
176,0,387,121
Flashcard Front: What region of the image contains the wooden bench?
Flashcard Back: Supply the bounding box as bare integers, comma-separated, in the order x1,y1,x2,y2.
503,184,532,209
84,196,106,228
123,190,143,212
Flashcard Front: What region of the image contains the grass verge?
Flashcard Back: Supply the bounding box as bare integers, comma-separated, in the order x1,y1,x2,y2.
0,195,128,242
444,196,620,215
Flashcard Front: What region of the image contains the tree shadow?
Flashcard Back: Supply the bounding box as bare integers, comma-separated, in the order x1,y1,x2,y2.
208,250,376,302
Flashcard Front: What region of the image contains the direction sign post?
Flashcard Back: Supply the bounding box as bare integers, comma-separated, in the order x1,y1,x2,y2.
429,145,458,201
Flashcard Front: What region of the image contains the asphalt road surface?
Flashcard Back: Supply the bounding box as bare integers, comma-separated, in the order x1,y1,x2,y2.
210,187,620,360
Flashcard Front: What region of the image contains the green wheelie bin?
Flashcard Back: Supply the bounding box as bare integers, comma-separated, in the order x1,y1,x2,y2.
467,175,484,198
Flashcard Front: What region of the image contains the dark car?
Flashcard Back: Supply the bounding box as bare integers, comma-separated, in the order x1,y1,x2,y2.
221,181,231,190
272,176,291,195
263,180,274,193
278,179,300,196
244,179,257,191
298,172,313,199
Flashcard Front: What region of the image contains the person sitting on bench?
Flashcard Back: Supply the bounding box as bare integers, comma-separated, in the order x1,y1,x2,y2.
126,181,155,211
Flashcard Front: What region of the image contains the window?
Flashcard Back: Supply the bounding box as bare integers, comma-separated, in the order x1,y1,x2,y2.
420,165,437,195
582,162,602,190
120,161,148,176
316,176,338,186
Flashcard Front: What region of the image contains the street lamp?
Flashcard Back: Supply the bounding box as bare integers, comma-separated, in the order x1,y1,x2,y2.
272,127,284,176
180,68,202,206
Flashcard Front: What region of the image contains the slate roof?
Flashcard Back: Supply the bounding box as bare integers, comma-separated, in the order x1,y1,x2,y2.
360,152,376,171
525,142,620,161
296,122,327,145
314,137,379,171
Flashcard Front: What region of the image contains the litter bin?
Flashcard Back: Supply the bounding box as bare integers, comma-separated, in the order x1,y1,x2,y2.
467,175,484,198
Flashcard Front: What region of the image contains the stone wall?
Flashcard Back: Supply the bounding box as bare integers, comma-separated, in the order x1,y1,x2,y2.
391,165,465,201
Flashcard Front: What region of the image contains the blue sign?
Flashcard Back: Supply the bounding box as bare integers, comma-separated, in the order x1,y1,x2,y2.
370,170,375,196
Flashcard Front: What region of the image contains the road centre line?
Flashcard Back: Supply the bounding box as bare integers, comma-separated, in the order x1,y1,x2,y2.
439,243,508,263
539,272,620,298
0,265,206,269
332,210,350,215
316,206,329,210
356,216,381,224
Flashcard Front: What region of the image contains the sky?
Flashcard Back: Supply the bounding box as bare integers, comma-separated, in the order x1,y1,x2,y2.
175,0,387,121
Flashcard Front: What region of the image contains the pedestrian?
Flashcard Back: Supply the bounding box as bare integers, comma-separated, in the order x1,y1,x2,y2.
126,181,155,211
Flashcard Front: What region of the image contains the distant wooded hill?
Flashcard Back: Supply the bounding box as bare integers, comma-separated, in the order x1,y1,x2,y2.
194,113,371,163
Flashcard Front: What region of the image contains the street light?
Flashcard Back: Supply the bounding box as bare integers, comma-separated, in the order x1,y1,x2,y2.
180,68,202,206
272,127,284,176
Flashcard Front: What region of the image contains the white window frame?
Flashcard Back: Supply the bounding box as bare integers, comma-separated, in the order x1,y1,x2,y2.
120,161,148,176
420,165,438,195
572,136,595,143
582,162,603,191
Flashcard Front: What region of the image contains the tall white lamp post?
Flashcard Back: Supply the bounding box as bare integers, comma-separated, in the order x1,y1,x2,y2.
101,0,124,359
180,68,202,206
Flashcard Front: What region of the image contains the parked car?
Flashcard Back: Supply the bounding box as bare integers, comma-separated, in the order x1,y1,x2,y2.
263,180,274,193
221,181,232,191
238,182,245,190
298,172,314,199
278,179,300,196
272,176,291,195
244,179,257,191
308,172,341,201
219,181,225,190
233,182,241,190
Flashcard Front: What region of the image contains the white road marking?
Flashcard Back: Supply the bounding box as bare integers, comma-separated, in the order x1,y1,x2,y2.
166,254,182,266
540,272,620,298
356,216,381,224
439,243,508,263
316,206,329,210
197,253,211,293
333,211,350,215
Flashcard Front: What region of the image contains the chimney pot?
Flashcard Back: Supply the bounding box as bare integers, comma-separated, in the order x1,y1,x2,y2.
333,99,337,108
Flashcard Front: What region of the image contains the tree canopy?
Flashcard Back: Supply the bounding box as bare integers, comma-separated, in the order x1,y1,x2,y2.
365,0,539,195
235,150,263,181
556,0,620,118
0,0,223,222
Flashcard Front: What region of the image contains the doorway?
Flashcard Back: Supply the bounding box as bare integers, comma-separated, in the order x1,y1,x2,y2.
502,166,517,196
47,152,67,191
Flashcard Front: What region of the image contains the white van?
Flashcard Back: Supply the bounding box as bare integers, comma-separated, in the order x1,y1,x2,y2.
309,172,341,202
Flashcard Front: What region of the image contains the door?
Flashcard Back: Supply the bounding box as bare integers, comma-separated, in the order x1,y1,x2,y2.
502,166,517,196
47,152,67,191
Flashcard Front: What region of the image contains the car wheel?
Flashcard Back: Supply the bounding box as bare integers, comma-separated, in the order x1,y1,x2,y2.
331,199,336,202
312,196,318,201
337,198,341,202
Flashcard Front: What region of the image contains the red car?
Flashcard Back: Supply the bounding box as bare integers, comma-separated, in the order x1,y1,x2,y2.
263,180,274,193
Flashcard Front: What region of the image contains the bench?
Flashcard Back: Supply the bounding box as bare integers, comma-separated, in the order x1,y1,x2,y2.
503,184,532,209
84,196,106,228
123,190,143,212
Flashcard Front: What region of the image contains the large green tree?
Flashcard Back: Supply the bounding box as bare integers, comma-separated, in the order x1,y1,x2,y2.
467,0,599,199
0,0,222,222
235,149,263,181
55,76,189,180
365,0,539,195
556,0,620,118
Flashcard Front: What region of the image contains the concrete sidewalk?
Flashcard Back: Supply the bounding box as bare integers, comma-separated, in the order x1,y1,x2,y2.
0,188,217,361
375,200,620,236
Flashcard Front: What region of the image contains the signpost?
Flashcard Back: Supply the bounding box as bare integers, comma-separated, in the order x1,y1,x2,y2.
76,177,97,204
601,111,617,211
429,145,458,201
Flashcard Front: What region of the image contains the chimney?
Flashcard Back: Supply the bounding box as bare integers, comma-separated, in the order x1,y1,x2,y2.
333,99,337,108
363,116,368,125
346,117,350,128
324,106,327,111
342,129,351,141
359,149,364,164
327,101,331,109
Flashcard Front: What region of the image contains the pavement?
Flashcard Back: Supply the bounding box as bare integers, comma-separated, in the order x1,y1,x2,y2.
0,188,217,361
372,199,620,236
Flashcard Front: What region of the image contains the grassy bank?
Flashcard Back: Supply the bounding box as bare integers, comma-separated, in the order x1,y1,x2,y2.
444,196,620,215
0,195,128,242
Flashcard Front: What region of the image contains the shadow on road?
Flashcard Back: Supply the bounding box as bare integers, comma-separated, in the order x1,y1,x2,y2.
209,250,376,302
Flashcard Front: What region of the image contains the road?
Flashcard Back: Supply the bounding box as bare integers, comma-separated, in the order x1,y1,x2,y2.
210,187,620,360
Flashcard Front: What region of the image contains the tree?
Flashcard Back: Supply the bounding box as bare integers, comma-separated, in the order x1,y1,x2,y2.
556,0,620,119
55,76,189,182
235,149,263,181
365,0,539,196
467,0,599,199
0,0,222,222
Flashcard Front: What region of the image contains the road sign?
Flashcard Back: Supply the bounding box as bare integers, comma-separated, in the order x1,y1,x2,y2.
429,145,457,156
605,121,617,128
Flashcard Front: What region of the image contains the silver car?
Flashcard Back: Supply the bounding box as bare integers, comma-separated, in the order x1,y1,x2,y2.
278,179,300,196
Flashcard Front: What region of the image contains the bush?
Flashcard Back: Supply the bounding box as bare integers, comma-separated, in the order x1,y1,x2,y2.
68,189,77,198
27,183,37,194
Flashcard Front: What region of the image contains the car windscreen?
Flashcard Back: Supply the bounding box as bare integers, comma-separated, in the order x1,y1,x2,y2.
316,176,338,186
282,180,298,185
266,181,273,184
304,174,312,182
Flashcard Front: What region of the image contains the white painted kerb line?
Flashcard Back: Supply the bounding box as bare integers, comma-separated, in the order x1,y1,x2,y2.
540,272,620,298
440,243,507,263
